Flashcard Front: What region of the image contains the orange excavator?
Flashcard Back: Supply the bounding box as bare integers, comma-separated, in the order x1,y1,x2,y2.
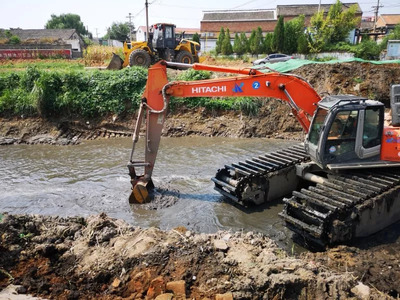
128,60,400,247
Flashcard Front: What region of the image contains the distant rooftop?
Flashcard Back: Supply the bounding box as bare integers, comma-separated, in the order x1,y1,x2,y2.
202,9,275,22
0,29,78,41
277,3,362,16
377,14,400,27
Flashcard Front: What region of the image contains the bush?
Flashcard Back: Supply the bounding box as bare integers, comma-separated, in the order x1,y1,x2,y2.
0,66,148,117
8,35,21,45
354,39,381,60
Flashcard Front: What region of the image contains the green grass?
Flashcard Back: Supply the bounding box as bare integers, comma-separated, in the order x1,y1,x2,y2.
0,59,85,71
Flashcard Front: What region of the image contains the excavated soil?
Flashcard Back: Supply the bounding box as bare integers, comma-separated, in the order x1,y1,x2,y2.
0,213,388,300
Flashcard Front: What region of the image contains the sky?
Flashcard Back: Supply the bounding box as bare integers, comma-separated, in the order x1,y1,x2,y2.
1,0,400,38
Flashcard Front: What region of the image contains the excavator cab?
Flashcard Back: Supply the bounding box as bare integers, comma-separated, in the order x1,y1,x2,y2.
306,95,384,169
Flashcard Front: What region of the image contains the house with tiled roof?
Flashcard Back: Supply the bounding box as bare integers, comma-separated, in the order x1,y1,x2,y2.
0,28,85,58
376,14,400,30
277,3,362,24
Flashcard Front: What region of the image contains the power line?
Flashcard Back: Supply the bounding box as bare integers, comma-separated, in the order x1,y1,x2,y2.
231,0,260,9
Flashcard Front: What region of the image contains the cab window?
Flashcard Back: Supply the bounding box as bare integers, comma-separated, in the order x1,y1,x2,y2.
362,107,383,148
328,110,358,139
325,110,358,158
165,26,173,39
308,108,328,146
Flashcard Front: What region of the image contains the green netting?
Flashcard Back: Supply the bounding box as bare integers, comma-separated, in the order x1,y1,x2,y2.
253,58,400,73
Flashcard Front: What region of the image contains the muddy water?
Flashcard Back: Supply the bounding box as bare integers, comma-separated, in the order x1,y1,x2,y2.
0,137,298,249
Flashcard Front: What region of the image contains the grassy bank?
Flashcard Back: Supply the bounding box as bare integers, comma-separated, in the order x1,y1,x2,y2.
0,66,147,117
0,64,262,119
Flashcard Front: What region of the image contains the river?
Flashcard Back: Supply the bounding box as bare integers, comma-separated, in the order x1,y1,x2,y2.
0,137,299,249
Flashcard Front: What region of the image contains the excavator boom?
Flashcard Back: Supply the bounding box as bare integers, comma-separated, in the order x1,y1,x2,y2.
128,61,321,203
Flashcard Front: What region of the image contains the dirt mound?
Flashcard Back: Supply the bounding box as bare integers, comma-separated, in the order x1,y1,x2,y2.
292,62,400,105
0,213,365,299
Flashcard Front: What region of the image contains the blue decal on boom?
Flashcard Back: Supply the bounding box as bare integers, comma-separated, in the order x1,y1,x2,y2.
233,82,244,93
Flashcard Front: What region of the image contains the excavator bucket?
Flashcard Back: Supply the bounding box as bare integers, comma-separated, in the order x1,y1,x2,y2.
129,179,154,204
106,53,124,70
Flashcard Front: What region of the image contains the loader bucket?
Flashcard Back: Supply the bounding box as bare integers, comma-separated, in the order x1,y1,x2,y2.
106,53,124,70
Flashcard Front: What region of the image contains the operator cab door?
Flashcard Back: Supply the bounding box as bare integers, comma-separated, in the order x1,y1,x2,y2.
164,25,175,49
322,109,360,165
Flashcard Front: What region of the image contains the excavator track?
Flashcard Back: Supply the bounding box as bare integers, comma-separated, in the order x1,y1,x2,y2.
280,168,400,247
212,144,310,206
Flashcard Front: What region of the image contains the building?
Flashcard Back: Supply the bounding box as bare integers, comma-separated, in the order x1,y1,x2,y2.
0,28,85,58
201,9,275,52
357,14,400,42
200,3,362,52
277,3,362,25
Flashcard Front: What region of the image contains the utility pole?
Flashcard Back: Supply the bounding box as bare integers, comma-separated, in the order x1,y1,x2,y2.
95,28,99,39
372,0,383,32
318,0,321,12
126,12,133,41
145,0,149,43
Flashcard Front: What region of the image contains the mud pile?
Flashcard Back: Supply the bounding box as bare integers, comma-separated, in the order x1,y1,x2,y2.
0,213,364,299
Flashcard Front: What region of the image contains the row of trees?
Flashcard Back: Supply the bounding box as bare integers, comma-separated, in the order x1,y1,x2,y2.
215,0,360,56
45,13,133,41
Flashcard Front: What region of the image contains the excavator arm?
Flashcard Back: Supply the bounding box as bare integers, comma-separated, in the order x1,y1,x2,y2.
128,61,321,203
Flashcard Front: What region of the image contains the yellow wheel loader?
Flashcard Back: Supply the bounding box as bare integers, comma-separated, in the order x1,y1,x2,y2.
108,23,200,69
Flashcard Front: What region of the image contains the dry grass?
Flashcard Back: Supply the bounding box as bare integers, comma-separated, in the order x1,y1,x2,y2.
83,45,124,67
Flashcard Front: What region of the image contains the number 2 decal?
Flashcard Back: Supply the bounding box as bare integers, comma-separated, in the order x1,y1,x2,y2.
252,81,260,90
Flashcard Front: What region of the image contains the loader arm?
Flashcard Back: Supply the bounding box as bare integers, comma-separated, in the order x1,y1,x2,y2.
128,61,321,203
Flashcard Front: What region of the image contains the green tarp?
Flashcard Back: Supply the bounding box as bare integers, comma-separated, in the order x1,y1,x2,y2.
253,57,400,73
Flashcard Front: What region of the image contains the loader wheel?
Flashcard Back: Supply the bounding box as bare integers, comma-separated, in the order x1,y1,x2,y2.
176,51,194,64
129,49,151,68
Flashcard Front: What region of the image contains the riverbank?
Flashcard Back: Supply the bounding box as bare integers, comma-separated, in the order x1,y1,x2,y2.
1,61,398,146
0,212,392,299
0,100,303,146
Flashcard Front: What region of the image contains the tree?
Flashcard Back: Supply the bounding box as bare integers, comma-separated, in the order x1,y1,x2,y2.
263,33,274,54
308,0,359,52
215,28,225,54
250,27,264,55
233,33,244,55
248,30,256,55
284,15,305,54
221,28,233,55
45,13,90,37
297,33,309,54
104,22,131,41
192,32,200,44
273,16,285,52
240,33,249,54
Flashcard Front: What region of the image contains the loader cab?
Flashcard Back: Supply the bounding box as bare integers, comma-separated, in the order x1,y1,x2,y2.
151,23,176,50
305,95,384,169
